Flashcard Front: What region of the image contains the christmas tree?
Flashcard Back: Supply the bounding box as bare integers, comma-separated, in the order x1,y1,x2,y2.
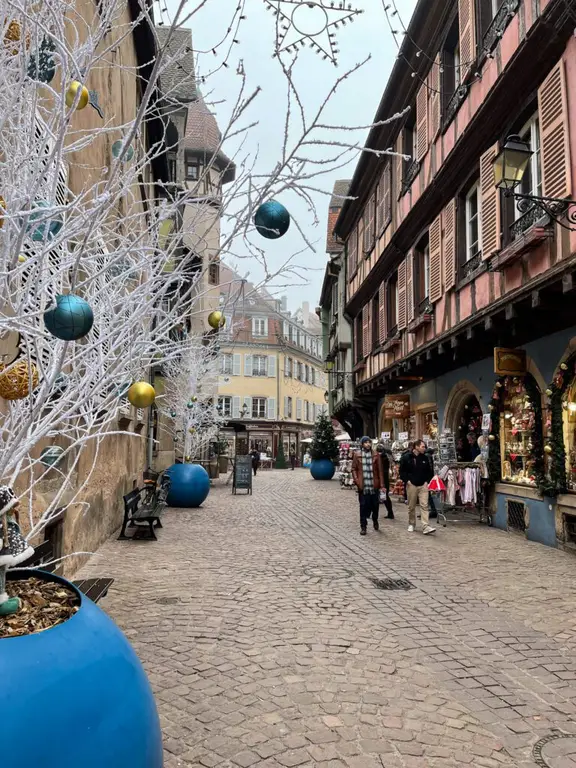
275,442,287,469
310,414,339,461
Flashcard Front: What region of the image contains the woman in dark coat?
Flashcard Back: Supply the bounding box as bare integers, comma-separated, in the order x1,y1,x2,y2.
250,449,261,476
376,444,395,520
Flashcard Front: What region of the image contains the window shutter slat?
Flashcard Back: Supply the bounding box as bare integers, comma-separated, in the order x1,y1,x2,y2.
406,251,415,323
442,201,456,291
378,287,386,344
232,396,240,418
398,259,407,330
362,304,370,358
538,60,571,199
377,162,392,232
480,144,501,259
233,354,241,376
416,83,428,162
429,215,442,303
268,355,276,377
267,398,276,420
429,55,441,140
458,0,476,81
348,225,358,274
394,134,404,202
244,354,253,376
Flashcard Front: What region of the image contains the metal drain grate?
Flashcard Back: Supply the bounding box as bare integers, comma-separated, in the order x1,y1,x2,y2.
156,596,181,605
507,499,527,532
370,577,414,591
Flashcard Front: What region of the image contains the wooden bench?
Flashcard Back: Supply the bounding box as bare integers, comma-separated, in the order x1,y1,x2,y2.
19,541,113,604
118,483,169,541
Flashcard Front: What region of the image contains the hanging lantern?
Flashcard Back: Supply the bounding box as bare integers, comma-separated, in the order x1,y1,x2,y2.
544,445,553,455
254,200,291,239
127,382,155,408
40,445,65,467
0,361,39,400
207,311,225,330
27,36,56,83
44,294,94,341
65,81,89,110
111,140,135,162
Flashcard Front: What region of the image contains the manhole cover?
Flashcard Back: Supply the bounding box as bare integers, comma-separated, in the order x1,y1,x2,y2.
156,596,181,605
370,577,415,591
533,731,576,767
303,565,354,580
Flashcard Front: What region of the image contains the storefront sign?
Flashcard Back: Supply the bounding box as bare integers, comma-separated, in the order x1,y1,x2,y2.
494,348,527,376
381,432,391,440
398,432,409,442
383,394,410,419
481,413,491,432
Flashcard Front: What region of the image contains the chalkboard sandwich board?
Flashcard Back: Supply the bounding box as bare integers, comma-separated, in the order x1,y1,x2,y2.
233,455,252,494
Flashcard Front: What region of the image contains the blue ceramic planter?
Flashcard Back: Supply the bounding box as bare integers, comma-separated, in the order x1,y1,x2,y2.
166,462,210,507
0,570,162,768
310,458,336,481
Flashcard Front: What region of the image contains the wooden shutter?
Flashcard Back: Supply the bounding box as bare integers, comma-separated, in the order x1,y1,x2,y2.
480,144,501,259
458,0,476,81
429,214,442,303
377,162,392,232
233,354,241,375
428,54,441,140
442,200,457,291
244,354,253,376
378,287,386,344
538,60,571,199
416,82,428,162
394,134,404,200
267,398,276,420
232,396,240,418
363,193,375,253
406,251,415,324
268,355,276,377
348,226,358,273
362,304,370,358
398,259,407,330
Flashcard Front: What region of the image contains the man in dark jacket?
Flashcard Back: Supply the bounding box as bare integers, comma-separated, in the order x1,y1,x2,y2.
376,444,394,519
398,442,413,504
400,439,436,535
351,437,383,536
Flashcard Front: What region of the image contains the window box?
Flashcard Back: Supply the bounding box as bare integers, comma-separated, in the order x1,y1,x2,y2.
490,223,553,270
382,328,401,353
408,303,434,333
401,160,420,195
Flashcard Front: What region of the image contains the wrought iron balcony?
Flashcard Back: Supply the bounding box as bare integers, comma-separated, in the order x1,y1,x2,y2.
482,0,520,56
401,161,420,194
460,251,482,281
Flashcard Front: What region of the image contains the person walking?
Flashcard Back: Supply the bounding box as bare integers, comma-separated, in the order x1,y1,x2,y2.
250,448,260,477
400,439,436,535
352,437,383,536
375,444,394,519
399,442,413,504
289,448,297,470
425,447,438,519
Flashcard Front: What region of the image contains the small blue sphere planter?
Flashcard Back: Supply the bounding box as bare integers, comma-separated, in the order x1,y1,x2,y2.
166,462,210,507
0,570,162,768
310,458,336,481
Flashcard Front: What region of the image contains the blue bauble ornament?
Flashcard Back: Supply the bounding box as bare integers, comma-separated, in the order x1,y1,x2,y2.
27,201,63,241
111,140,135,162
310,458,336,481
27,37,56,84
165,463,210,508
44,294,94,341
2,569,163,768
254,200,291,240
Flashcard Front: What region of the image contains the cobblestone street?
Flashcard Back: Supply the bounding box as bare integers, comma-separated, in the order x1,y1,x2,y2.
81,470,576,768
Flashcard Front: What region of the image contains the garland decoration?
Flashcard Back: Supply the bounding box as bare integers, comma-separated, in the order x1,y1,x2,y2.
545,353,576,495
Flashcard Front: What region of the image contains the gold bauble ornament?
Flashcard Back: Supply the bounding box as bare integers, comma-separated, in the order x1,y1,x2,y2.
488,434,495,441
188,427,195,434
127,381,155,408
488,404,494,411
191,395,198,403
495,381,502,388
207,310,225,330
184,455,191,462
0,196,5,229
17,254,26,263
546,388,553,396
4,20,30,55
544,445,553,455
0,360,39,400
561,363,569,371
65,81,89,110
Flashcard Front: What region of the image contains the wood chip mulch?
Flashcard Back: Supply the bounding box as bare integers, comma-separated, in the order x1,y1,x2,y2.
0,577,80,638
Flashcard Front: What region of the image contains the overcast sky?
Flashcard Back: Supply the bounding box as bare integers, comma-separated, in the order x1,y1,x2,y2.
167,0,417,312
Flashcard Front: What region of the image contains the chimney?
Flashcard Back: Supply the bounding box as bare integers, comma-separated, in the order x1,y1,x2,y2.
302,301,309,327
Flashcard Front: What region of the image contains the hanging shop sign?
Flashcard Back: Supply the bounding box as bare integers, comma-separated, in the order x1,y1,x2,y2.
383,394,411,419
494,348,527,376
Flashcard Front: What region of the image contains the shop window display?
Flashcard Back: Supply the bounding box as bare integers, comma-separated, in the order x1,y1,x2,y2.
455,395,483,461
562,385,576,491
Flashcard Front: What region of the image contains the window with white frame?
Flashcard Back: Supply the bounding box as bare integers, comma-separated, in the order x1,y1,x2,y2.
285,396,293,418
252,355,268,376
311,367,316,386
218,396,232,417
296,361,303,381
465,182,481,261
305,364,309,383
517,115,542,209
252,317,268,337
305,401,310,421
252,397,267,419
220,353,233,375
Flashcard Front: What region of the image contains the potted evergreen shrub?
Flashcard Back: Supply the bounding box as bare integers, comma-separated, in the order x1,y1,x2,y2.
309,413,339,480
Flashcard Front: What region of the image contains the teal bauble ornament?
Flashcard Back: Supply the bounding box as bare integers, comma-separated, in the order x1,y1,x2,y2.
40,445,65,467
254,200,290,240
27,37,56,84
27,201,63,241
44,294,94,341
186,400,194,409
170,410,177,418
111,140,135,162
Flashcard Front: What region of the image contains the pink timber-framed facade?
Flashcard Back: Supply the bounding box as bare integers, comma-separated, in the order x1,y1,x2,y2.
331,0,576,549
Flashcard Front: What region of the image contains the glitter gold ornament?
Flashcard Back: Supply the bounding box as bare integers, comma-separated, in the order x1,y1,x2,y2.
561,363,568,371
127,381,155,408
0,196,5,229
0,360,39,400
188,427,195,434
546,388,553,396
4,20,30,55
65,81,89,110
488,434,495,441
207,310,225,330
17,254,26,263
544,445,552,455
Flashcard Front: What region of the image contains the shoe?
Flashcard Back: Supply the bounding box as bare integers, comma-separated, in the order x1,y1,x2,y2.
429,512,438,519
360,529,367,536
373,521,379,531
408,525,415,532
386,513,394,519
423,525,436,535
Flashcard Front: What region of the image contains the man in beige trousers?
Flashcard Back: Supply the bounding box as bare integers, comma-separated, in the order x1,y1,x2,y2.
399,439,436,535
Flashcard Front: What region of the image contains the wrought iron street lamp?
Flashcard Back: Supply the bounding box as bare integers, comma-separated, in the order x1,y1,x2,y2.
493,134,576,231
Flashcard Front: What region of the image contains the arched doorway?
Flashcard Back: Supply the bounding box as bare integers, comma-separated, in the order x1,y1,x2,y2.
444,381,483,461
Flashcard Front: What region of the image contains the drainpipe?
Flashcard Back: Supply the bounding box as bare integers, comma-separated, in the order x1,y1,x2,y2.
146,367,155,471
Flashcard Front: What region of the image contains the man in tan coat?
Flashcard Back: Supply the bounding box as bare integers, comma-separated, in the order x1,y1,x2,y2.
352,437,383,536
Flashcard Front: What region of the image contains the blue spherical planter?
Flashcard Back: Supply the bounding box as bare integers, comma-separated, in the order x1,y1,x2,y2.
166,462,210,507
0,570,162,768
310,458,336,481
254,200,291,239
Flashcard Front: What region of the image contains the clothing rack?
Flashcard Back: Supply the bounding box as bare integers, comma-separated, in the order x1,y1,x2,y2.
434,462,492,527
